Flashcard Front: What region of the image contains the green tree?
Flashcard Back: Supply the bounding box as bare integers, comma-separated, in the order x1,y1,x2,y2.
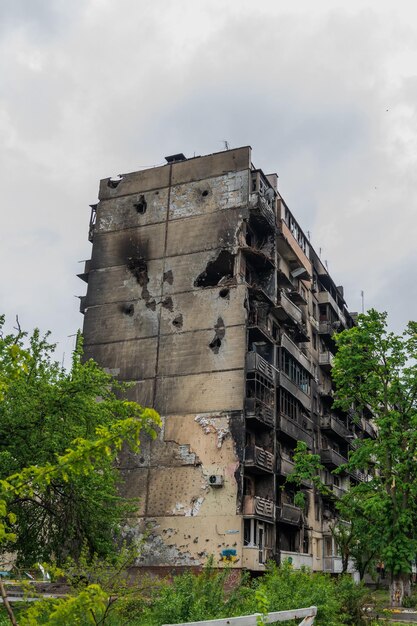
332,309,417,606
0,315,160,565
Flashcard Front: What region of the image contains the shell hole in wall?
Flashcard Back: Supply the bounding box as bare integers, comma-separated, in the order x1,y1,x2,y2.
134,195,147,214
219,288,230,299
202,190,209,197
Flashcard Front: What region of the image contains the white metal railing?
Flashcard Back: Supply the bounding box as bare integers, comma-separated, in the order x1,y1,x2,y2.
162,605,317,626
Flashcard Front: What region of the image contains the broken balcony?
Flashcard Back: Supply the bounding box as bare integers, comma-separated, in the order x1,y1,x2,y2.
245,397,275,428
243,495,275,520
276,502,302,525
320,448,348,469
248,304,274,341
273,291,303,326
246,351,278,384
244,445,274,474
320,415,353,442
249,192,276,231
317,291,347,328
277,413,313,449
319,351,334,371
77,259,91,283
241,244,275,272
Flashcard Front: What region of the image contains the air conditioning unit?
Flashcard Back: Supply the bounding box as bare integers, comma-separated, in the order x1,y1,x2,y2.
209,475,224,487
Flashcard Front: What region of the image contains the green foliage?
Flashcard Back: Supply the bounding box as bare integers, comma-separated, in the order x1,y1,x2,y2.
0,317,160,565
332,310,417,582
142,557,253,625
20,584,108,625
255,561,347,626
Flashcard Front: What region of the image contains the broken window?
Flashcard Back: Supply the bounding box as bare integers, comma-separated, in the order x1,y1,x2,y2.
194,251,234,288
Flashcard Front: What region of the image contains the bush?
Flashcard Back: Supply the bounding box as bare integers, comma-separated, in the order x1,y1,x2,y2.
142,558,253,626
335,575,369,624
255,561,352,626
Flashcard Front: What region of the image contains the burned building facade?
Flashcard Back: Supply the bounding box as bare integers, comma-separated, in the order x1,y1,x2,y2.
79,147,375,574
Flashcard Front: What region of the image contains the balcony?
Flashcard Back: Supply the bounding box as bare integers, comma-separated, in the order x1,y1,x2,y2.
278,373,311,411
318,320,336,338
317,291,347,328
324,483,347,499
277,455,312,487
361,417,377,438
249,192,277,230
276,454,295,477
245,397,275,428
277,503,302,525
320,415,352,442
281,334,312,375
273,291,303,326
323,556,344,574
277,413,313,449
318,383,333,400
350,468,366,482
248,306,273,341
246,352,278,384
241,244,275,271
245,445,274,474
243,495,274,520
77,259,91,283
319,351,334,371
320,448,348,468
280,551,313,569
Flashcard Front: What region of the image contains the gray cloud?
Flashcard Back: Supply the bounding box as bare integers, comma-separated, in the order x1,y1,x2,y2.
1,0,417,363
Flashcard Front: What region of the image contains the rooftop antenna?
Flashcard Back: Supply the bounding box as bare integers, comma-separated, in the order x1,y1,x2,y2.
223,140,230,150
307,230,311,240
361,290,365,314
325,260,328,270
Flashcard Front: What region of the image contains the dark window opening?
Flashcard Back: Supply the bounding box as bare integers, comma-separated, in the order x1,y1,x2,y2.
134,195,147,214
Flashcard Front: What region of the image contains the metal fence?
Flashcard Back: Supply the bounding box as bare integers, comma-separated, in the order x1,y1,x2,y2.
162,605,317,626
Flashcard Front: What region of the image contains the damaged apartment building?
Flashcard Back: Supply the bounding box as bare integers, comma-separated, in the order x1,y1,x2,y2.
78,147,375,575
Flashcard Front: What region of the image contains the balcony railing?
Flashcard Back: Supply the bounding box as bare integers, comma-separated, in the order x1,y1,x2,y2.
281,334,312,374
318,321,336,338
245,398,275,428
324,483,347,499
246,352,278,384
320,415,352,441
277,455,312,487
319,351,334,370
280,551,313,569
277,413,313,449
245,445,274,473
320,448,348,468
249,192,276,230
277,503,302,525
317,291,347,328
361,417,377,438
273,291,303,325
243,495,275,520
323,556,344,574
276,455,295,477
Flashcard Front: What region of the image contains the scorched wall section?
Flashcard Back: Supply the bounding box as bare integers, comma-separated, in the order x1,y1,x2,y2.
82,148,253,569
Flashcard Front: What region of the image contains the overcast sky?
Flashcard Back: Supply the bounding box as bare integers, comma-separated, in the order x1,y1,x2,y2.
1,0,416,364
